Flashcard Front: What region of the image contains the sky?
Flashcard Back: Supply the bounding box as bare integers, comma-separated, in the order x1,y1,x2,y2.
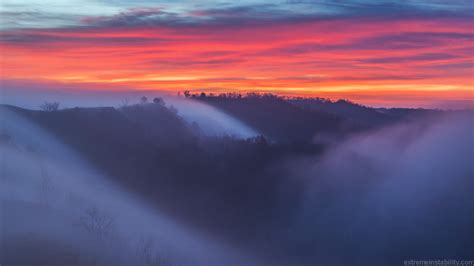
0,0,473,108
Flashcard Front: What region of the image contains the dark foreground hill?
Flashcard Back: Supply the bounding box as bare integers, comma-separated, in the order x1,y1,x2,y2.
193,93,440,142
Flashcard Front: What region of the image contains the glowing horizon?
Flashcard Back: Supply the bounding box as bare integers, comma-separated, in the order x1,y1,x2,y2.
1,1,473,108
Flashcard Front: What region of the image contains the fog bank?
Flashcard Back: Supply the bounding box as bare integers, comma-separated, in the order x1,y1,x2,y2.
0,107,258,265
283,113,474,265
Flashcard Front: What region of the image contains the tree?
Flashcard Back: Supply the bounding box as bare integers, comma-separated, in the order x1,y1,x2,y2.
80,207,115,237
183,90,191,98
168,105,178,114
152,97,164,105
40,101,60,111
140,96,148,104
39,165,54,206
119,99,130,108
135,236,172,266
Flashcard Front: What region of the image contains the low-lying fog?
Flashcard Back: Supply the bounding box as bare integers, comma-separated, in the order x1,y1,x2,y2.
0,108,259,266
0,94,472,265
284,113,473,265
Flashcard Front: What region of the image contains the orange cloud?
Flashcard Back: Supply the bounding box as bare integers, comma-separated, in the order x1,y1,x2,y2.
0,16,472,108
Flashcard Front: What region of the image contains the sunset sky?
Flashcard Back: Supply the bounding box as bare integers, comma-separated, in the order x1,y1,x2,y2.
0,0,473,108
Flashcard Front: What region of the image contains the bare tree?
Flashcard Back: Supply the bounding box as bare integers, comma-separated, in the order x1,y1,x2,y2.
80,207,115,237
153,97,164,105
136,236,155,266
119,99,129,108
39,165,54,206
39,101,60,111
0,132,10,181
135,236,172,266
0,152,6,181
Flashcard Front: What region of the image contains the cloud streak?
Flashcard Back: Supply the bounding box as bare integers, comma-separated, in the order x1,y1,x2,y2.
0,1,472,108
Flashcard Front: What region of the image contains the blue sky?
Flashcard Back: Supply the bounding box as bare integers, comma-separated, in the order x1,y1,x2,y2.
1,0,472,29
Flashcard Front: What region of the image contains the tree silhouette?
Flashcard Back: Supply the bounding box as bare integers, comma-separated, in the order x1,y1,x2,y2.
80,207,115,237
153,97,164,105
39,101,60,111
119,99,129,108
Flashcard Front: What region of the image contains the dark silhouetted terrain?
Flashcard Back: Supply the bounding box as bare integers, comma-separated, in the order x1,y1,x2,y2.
1,95,473,266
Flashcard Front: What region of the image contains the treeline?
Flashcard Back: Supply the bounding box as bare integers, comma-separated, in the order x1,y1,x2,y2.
180,90,346,103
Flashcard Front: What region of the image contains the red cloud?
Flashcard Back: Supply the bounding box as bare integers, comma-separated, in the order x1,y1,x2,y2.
0,12,472,108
